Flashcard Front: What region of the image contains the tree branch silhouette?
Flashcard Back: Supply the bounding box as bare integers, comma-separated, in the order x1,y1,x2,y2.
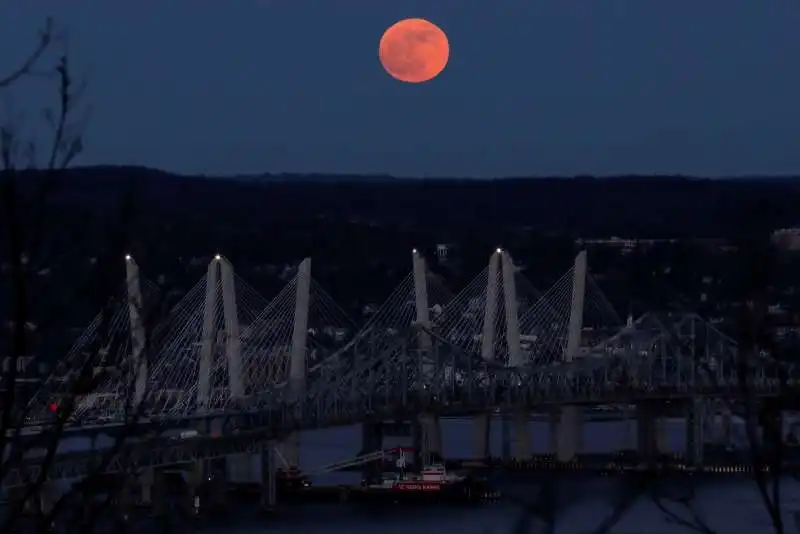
1,18,161,534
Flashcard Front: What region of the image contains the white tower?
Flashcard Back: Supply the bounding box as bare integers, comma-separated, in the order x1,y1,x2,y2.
412,250,442,461
556,251,587,462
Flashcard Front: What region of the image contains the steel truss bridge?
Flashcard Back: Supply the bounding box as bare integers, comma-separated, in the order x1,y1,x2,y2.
5,250,798,487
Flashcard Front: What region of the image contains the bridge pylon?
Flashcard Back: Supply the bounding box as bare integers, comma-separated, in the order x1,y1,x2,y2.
473,250,500,459
193,256,249,481
470,249,532,459
125,256,148,407
555,250,587,462
196,256,245,408
412,250,443,463
27,257,158,425
276,257,311,469
500,250,533,459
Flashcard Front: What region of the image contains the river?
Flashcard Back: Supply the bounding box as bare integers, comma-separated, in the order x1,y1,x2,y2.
36,416,800,533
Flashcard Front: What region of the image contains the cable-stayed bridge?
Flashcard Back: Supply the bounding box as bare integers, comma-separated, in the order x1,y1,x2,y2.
6,250,798,495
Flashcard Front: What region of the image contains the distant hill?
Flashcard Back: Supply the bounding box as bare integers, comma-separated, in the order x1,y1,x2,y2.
5,166,800,238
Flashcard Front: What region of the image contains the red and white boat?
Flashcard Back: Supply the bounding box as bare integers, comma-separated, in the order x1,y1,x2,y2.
366,448,467,492
391,464,467,492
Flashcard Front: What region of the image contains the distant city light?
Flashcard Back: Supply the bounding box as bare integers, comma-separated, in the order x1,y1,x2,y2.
214,254,221,260
124,254,132,261
496,248,502,254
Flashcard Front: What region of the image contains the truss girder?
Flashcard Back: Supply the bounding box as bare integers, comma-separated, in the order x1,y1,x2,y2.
13,311,800,486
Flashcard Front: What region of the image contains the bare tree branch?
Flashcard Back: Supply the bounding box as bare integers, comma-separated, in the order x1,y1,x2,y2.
0,18,161,534
0,19,53,89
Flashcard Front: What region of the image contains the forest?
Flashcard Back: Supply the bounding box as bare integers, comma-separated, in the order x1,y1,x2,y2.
3,166,798,331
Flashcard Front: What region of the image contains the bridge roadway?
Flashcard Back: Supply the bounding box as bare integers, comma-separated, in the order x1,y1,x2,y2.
3,376,789,488
15,370,787,444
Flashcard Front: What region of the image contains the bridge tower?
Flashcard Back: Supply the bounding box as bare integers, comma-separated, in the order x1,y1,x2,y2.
125,256,147,406
277,257,312,469
501,250,533,459
197,256,245,407
196,256,248,483
555,250,587,462
126,256,166,504
413,250,443,463
473,250,500,458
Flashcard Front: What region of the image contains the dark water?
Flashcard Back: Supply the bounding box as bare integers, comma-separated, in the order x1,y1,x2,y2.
15,418,800,533
123,477,800,534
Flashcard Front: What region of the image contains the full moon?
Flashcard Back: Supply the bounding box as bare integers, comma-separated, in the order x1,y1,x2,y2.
379,18,449,84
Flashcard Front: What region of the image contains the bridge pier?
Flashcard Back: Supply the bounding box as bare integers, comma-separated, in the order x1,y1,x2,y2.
511,410,532,459
555,251,588,463
37,482,59,517
412,251,443,463
276,434,300,471
720,406,733,445
501,414,511,459
360,422,384,483
473,413,491,459
548,411,558,453
277,258,312,471
226,453,253,484
260,441,278,512
208,457,228,508
418,413,443,463
139,467,154,506
185,460,204,516
473,250,500,460
141,468,167,516
501,250,534,459
117,477,135,522
686,398,705,467
635,402,667,463
556,406,583,462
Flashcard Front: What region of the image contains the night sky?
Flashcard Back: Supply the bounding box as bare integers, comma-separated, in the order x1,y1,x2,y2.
2,1,799,177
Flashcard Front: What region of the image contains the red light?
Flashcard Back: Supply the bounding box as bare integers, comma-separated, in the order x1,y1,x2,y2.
49,403,59,413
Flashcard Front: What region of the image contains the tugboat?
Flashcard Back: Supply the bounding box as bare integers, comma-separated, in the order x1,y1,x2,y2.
391,464,467,492
359,449,485,503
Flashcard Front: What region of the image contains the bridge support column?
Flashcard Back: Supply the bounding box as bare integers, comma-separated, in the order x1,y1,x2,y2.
125,255,148,407
208,457,228,507
656,417,668,453
260,441,278,512
501,251,532,458
361,422,384,483
117,478,135,522
38,482,59,516
277,433,300,469
511,410,531,459
412,251,443,463
686,398,705,467
556,406,582,462
548,411,558,454
419,413,442,463
556,251,588,463
501,414,511,459
474,250,500,460
226,454,253,483
280,258,311,470
185,460,204,516
720,406,733,446
139,467,154,506
219,259,257,483
143,469,167,516
636,403,661,464
473,413,491,459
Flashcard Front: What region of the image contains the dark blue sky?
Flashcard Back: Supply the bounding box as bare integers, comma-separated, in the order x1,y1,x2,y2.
3,1,799,177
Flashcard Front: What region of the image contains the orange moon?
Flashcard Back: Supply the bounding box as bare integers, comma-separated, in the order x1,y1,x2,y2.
379,18,449,83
